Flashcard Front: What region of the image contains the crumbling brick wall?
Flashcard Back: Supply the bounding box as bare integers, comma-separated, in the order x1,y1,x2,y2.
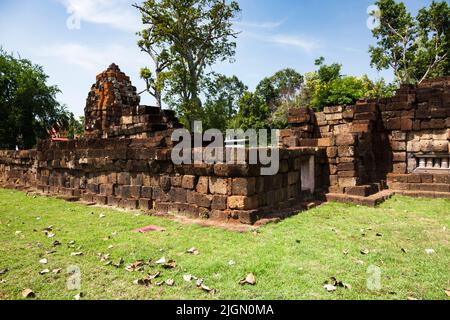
0,138,316,224
283,77,450,198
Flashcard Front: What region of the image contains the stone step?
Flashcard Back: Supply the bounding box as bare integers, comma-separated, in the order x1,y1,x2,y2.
394,190,450,199
326,190,395,207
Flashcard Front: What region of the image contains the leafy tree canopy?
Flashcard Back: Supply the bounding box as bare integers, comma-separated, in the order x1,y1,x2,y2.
0,49,69,149
369,0,449,84
134,0,241,129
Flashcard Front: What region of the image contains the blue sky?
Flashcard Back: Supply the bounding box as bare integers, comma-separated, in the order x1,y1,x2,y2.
0,0,441,117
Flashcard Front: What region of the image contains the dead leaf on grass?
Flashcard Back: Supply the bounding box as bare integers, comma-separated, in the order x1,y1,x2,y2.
166,279,175,286
183,274,193,282
74,293,83,300
360,248,370,255
39,269,50,275
22,289,35,298
70,252,83,256
425,248,435,255
199,283,216,294
323,284,337,292
52,268,62,274
53,240,61,246
39,258,48,264
445,289,450,297
125,260,145,272
134,278,151,286
187,247,199,255
239,273,256,286
0,269,8,275
401,248,408,253
112,258,124,268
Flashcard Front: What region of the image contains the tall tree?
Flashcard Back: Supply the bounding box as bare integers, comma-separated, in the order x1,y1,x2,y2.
134,0,241,129
136,27,171,108
255,68,304,128
230,92,269,131
369,0,449,84
202,73,247,131
0,49,68,149
415,1,450,82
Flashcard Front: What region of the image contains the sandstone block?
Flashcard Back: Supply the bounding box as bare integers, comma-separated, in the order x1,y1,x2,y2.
209,177,228,195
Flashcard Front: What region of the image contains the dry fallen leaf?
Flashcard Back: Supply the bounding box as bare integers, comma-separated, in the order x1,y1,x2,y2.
39,258,48,264
22,288,35,298
425,249,435,255
360,248,370,255
228,260,236,266
133,278,151,286
0,269,8,275
407,296,418,301
112,258,124,268
323,284,337,292
156,257,166,264
148,272,161,280
199,283,216,294
187,247,199,255
163,260,177,269
445,289,450,297
70,252,83,256
125,260,145,272
166,279,175,286
401,248,408,254
343,249,349,255
239,273,256,286
52,268,62,274
47,233,55,238
74,293,83,300
183,274,193,282
39,269,50,275
53,240,61,246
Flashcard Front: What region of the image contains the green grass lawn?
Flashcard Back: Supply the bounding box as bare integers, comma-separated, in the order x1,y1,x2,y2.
0,188,448,300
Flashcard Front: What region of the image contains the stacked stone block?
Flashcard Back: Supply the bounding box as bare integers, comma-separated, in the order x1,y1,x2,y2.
84,63,182,139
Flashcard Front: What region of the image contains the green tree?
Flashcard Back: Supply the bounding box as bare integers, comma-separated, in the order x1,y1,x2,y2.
134,0,241,129
0,49,67,149
67,114,84,139
230,92,269,131
201,73,247,131
299,57,396,110
369,0,449,84
255,68,303,128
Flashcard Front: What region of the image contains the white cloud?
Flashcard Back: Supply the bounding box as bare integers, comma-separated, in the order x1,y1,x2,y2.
38,43,147,73
235,19,285,30
267,34,320,53
59,0,142,32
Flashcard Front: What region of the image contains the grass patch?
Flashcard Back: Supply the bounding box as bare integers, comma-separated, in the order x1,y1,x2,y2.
0,188,449,300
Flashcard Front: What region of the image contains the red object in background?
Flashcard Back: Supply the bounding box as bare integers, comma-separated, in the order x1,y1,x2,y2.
132,225,166,233
51,138,69,142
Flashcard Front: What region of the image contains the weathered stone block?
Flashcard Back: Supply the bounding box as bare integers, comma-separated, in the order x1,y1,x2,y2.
337,146,355,157
195,176,209,194
138,199,152,210
182,175,197,189
231,177,256,196
100,184,114,196
338,177,358,187
209,177,228,195
118,172,130,185
336,134,356,146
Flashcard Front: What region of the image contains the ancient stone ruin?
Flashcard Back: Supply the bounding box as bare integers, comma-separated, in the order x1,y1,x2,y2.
0,64,449,225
